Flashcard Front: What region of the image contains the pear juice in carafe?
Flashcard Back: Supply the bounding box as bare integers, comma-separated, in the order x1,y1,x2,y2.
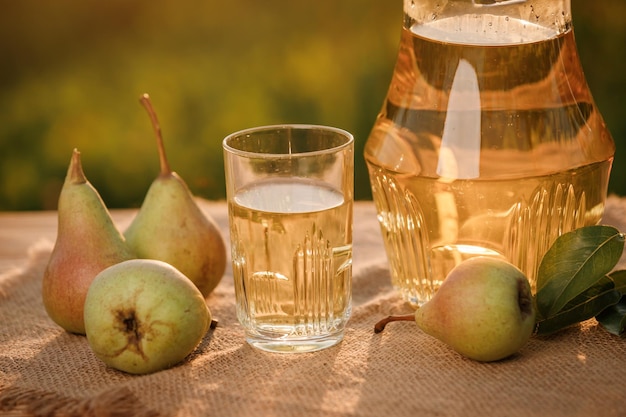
364,6,615,307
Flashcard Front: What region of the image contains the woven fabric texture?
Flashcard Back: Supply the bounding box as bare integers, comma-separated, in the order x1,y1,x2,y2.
1,199,626,417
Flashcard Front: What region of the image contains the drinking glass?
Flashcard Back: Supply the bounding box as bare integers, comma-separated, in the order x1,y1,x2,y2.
223,124,354,353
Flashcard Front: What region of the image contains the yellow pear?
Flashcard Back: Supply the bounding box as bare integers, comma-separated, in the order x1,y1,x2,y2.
124,94,226,297
84,259,212,374
414,257,536,361
42,149,134,334
375,257,536,362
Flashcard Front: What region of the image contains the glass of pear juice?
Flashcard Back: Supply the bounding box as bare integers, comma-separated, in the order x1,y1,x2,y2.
223,124,354,353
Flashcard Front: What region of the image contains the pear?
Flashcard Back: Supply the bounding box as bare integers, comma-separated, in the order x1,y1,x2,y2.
42,149,135,335
84,259,213,375
124,94,226,297
375,257,536,362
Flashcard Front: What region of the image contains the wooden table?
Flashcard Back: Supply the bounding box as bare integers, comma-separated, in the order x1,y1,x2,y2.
1,199,626,417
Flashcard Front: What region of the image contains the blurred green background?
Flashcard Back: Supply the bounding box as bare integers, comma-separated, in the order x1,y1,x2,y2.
1,0,624,211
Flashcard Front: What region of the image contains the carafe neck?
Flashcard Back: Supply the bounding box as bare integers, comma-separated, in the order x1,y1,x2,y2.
404,0,572,39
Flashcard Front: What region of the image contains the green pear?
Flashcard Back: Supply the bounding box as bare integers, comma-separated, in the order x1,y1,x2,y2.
375,257,536,362
42,149,135,335
84,259,212,374
124,94,226,298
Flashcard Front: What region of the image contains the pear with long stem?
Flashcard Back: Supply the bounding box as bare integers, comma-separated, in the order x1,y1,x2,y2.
42,149,135,334
124,94,226,297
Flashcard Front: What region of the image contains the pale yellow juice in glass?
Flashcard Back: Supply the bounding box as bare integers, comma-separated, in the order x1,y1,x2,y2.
229,179,352,351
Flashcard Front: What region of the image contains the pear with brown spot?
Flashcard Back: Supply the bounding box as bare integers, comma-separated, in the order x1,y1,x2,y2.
84,259,211,374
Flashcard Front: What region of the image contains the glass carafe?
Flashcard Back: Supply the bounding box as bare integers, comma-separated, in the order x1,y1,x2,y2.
364,0,615,307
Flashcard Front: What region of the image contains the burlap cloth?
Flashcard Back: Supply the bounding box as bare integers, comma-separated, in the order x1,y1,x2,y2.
2,198,626,417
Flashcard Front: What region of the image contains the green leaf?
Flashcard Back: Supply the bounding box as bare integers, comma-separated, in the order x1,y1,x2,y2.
536,276,621,335
608,270,626,295
596,295,626,335
535,225,624,318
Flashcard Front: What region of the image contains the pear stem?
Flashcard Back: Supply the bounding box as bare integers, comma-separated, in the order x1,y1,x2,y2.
68,148,87,185
139,93,172,176
374,314,414,334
